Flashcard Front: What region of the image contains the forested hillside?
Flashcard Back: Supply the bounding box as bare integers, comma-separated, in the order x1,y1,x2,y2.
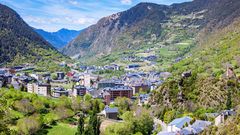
0,4,69,70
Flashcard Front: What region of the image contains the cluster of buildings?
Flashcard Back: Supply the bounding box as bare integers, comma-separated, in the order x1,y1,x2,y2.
0,65,166,103
157,110,236,135
0,68,87,98
121,54,158,63
0,63,169,121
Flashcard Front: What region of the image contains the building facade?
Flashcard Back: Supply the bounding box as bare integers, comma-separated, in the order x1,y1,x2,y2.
104,86,133,100
27,83,51,96
52,87,69,98
73,85,87,96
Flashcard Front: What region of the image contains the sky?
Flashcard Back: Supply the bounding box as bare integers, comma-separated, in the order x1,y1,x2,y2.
0,0,191,32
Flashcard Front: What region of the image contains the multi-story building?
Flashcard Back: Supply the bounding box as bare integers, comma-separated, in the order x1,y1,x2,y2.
52,87,69,98
97,79,123,89
73,85,86,96
57,72,65,80
103,86,133,100
27,83,51,96
130,83,150,95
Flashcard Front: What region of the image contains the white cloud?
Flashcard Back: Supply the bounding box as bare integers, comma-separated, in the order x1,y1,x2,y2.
2,0,191,32
24,15,96,32
121,0,132,5
68,0,78,5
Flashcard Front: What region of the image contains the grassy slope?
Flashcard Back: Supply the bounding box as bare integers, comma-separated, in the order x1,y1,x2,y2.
152,20,240,111
47,123,76,135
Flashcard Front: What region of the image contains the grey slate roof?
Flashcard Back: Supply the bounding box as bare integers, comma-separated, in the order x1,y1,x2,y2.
104,107,118,113
157,131,176,135
192,120,211,128
168,116,192,128
104,86,132,91
53,87,68,93
180,120,211,135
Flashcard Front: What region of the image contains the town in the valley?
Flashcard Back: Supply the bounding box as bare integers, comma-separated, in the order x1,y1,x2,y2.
0,61,235,135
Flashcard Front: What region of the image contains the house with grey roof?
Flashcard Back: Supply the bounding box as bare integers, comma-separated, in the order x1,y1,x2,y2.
180,120,211,135
167,116,192,132
52,87,69,98
73,85,86,96
214,110,236,126
101,106,119,120
157,131,176,135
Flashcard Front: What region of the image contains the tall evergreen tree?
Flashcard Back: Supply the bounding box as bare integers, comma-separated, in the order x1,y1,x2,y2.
76,113,85,135
84,126,94,135
226,90,232,110
89,113,101,135
95,116,101,135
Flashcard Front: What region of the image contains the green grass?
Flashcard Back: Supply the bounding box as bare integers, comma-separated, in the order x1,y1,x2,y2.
47,123,77,135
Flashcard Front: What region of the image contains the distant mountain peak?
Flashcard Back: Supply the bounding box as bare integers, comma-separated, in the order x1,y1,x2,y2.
35,28,82,49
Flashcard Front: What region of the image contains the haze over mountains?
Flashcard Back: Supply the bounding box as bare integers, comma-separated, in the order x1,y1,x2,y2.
35,28,82,49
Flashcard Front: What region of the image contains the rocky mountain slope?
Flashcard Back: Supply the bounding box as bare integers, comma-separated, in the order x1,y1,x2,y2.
62,0,240,60
0,4,68,69
35,28,81,49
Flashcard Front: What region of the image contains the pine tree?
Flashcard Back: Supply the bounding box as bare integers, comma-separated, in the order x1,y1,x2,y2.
84,126,94,135
76,113,85,135
226,90,232,110
95,116,101,135
89,112,101,135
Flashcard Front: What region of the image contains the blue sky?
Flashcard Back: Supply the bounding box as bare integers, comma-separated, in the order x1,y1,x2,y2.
0,0,191,32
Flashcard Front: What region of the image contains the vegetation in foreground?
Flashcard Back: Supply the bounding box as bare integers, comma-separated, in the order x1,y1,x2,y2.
0,88,104,135
0,88,154,135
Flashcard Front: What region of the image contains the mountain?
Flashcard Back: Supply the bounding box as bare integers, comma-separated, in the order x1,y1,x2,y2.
149,0,240,112
62,0,240,60
0,4,69,71
151,20,240,111
62,0,240,111
62,3,169,59
35,28,81,49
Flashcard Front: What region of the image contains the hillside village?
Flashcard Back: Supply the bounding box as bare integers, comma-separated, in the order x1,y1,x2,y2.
0,61,237,135
0,62,165,106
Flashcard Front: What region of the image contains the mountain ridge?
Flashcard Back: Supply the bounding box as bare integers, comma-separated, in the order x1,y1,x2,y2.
0,3,69,70
62,0,240,60
35,28,81,49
